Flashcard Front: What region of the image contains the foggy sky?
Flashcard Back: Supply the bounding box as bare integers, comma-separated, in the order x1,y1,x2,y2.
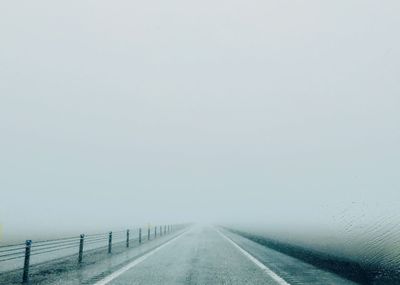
1,1,399,241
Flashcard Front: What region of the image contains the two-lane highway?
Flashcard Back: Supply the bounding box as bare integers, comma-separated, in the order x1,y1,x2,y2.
96,226,356,285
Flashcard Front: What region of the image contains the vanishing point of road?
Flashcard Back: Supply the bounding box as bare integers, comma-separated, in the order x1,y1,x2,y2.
96,225,356,285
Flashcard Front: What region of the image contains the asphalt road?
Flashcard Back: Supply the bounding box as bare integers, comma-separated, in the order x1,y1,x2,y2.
101,226,357,285
0,225,359,285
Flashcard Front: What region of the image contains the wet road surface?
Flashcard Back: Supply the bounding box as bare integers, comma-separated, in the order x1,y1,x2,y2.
103,226,357,285
1,225,359,285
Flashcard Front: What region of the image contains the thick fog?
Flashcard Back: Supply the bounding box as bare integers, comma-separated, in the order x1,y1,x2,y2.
0,0,399,262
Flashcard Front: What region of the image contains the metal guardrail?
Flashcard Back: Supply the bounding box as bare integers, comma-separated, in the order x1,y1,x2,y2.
0,224,180,283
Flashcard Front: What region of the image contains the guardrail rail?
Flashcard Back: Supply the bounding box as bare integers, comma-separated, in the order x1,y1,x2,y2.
0,223,186,283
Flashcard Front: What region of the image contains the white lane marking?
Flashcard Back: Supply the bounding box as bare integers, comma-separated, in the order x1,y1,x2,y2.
94,231,189,285
217,230,290,285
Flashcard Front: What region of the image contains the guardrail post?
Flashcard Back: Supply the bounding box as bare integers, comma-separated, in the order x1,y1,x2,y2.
78,234,84,263
164,225,166,235
108,232,112,253
126,229,130,248
160,225,162,236
139,228,142,244
155,226,157,238
22,240,31,283
147,227,150,240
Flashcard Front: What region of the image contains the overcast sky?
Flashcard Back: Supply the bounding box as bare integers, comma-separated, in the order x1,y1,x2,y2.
0,1,399,241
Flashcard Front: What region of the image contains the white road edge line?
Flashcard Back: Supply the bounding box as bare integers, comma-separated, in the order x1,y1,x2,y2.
93,231,189,285
217,229,291,285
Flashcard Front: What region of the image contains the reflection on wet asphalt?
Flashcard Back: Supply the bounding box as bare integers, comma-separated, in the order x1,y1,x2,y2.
107,226,356,285
1,226,359,285
108,226,279,285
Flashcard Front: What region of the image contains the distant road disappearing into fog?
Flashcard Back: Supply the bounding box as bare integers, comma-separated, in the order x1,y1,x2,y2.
1,225,360,285
98,226,356,285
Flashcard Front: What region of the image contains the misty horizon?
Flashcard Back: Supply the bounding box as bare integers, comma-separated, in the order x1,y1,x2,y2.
1,3,399,281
